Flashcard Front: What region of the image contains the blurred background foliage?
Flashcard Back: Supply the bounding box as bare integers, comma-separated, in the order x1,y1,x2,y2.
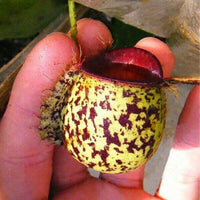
0,0,66,40
0,0,66,66
0,0,154,44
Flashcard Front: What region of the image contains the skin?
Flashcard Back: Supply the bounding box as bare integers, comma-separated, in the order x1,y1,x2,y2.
0,18,199,200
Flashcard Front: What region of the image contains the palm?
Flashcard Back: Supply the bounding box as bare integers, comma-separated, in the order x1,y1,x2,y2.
49,146,153,199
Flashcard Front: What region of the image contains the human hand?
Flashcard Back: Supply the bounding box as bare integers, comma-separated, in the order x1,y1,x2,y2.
0,18,199,200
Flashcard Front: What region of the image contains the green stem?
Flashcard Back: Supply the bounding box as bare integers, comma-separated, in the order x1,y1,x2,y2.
68,0,78,44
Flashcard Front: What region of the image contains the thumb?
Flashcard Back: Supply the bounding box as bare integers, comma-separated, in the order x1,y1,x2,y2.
0,32,79,199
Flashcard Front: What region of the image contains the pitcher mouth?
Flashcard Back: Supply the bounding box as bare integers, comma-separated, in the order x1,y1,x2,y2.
81,47,163,86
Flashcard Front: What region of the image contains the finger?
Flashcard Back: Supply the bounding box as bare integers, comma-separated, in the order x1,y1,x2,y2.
101,37,175,188
51,18,113,193
135,37,175,78
73,18,113,60
157,86,200,200
0,33,79,199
